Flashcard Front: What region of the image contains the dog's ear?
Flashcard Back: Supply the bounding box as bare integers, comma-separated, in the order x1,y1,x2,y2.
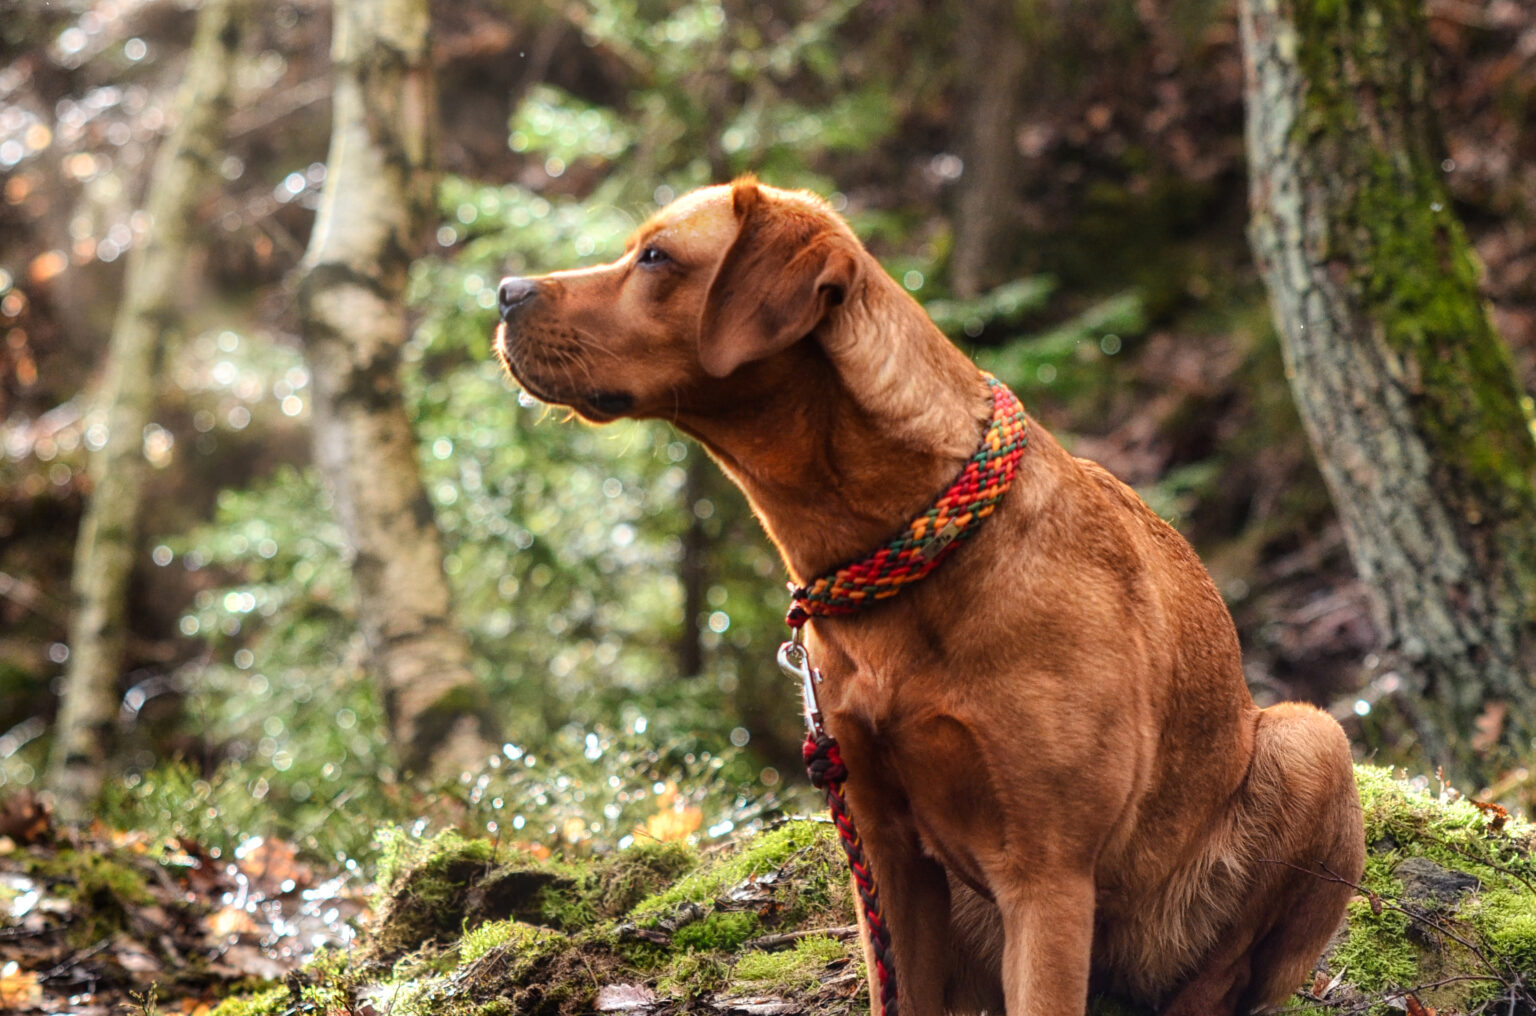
698,179,860,379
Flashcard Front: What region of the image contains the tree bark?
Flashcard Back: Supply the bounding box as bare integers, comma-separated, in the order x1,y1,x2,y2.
1239,0,1536,780
949,0,1028,298
47,0,245,820
298,0,497,778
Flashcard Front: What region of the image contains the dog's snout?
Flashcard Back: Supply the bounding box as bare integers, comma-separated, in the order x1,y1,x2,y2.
497,276,538,322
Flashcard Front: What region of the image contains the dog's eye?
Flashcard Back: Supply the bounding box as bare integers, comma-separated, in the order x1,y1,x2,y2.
637,246,670,267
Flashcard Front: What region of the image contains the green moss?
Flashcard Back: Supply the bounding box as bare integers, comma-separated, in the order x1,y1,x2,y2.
1355,765,1534,865
671,910,761,952
1330,895,1419,996
28,849,153,946
368,827,500,959
374,826,496,892
631,821,835,920
303,945,352,981
1472,887,1536,974
733,934,846,991
594,840,698,917
207,986,289,1016
534,879,597,930
1324,768,1536,1012
377,973,452,1016
459,918,543,965
657,951,731,999
390,941,460,982
473,1002,513,1016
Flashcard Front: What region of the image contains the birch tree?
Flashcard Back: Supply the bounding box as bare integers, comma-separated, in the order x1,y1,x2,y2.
297,0,498,777
1239,0,1536,780
47,0,245,820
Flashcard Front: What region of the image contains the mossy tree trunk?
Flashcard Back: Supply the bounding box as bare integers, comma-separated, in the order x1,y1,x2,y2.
47,0,246,821
1239,0,1536,781
298,0,497,778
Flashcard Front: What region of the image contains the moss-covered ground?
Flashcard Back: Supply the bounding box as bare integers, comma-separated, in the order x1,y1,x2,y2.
209,767,1536,1016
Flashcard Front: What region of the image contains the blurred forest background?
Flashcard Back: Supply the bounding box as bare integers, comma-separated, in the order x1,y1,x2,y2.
2,0,1536,875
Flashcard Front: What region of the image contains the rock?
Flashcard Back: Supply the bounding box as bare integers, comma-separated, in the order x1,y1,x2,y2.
1392,856,1480,905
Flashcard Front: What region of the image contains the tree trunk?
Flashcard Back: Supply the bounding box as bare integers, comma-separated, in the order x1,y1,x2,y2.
678,455,708,679
1239,0,1536,780
46,0,245,820
948,0,1028,298
298,0,497,778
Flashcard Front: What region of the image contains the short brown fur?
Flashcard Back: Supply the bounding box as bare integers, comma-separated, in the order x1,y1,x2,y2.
493,178,1365,1016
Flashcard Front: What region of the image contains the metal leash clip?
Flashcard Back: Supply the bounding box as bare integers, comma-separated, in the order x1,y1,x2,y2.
776,626,825,738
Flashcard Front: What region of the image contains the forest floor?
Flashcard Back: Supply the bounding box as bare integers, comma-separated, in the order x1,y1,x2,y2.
1,768,1534,1016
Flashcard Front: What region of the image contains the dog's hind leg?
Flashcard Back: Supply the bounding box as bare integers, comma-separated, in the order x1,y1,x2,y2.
1236,704,1362,1012
1161,703,1363,1016
943,877,1004,1014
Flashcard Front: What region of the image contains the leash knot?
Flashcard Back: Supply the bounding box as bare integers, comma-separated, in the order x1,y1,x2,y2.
802,732,847,789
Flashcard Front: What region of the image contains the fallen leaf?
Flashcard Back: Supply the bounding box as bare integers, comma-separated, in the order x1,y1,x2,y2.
1470,799,1508,833
0,961,42,1008
595,983,657,1011
1471,701,1507,753
234,836,312,893
207,904,259,939
637,805,702,844
0,790,52,846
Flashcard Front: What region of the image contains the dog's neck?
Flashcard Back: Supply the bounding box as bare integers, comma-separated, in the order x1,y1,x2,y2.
678,272,992,583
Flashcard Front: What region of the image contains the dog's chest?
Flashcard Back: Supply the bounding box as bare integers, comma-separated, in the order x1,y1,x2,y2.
813,645,1010,892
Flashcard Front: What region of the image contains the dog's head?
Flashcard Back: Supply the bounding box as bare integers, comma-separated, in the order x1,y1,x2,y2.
493,177,863,422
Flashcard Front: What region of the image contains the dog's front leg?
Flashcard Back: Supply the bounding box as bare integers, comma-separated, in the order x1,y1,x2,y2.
851,820,952,1016
841,771,946,1008
995,870,1096,1016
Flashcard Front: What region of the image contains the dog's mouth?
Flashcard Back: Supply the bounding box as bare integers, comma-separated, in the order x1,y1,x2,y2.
494,323,635,422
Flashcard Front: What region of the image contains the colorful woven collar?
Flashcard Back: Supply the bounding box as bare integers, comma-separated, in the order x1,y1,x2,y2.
785,373,1028,627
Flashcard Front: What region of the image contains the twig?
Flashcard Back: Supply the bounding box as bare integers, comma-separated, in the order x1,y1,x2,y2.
1285,976,1505,1015
39,937,112,981
1258,858,1511,983
744,926,860,951
1433,838,1536,898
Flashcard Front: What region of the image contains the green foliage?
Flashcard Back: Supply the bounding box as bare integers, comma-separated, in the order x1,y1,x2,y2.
925,276,1057,339
99,757,393,866
976,289,1146,402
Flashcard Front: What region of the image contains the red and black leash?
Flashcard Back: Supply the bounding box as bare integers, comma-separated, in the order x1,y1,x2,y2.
777,374,1027,1016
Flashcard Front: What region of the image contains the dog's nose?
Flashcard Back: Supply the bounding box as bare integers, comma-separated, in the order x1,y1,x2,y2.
497,276,537,322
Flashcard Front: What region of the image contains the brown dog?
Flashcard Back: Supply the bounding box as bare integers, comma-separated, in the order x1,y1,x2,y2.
493,178,1364,1016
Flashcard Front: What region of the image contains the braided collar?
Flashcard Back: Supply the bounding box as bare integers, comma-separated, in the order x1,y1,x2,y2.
785,373,1028,627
